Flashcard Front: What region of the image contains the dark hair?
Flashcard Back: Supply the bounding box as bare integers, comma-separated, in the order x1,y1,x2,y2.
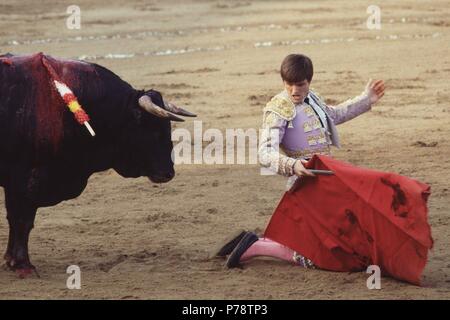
280,54,313,83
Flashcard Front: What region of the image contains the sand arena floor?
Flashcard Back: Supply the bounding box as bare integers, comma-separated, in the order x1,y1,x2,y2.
0,0,449,299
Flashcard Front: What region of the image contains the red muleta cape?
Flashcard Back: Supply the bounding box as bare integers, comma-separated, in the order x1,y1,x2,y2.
264,154,433,285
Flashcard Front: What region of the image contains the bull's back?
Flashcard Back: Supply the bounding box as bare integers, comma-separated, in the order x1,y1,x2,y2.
0,53,137,184
0,53,134,150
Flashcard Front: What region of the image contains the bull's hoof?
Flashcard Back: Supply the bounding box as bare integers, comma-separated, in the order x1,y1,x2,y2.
16,268,34,279
4,253,12,264
5,257,14,270
6,259,39,278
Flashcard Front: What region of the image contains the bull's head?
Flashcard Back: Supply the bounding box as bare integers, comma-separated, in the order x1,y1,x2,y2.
114,89,195,183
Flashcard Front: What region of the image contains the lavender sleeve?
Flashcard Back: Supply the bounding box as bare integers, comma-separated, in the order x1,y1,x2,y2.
258,112,297,177
321,92,372,125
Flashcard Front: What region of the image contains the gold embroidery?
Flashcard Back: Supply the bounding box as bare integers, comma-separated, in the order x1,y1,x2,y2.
303,121,313,133
317,131,327,144
303,106,315,117
306,131,329,146
307,135,317,146
280,145,331,159
264,96,295,121
276,154,296,176
263,112,279,128
312,118,322,130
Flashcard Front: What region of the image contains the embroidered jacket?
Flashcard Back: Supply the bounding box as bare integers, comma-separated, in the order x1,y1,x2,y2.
258,89,372,177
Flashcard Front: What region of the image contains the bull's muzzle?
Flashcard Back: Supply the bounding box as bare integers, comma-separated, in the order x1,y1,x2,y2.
148,171,175,183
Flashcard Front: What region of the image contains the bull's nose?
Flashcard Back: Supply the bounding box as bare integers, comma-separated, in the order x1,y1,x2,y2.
149,171,175,183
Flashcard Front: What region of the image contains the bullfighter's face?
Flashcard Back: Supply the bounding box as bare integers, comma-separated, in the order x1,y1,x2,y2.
284,79,310,105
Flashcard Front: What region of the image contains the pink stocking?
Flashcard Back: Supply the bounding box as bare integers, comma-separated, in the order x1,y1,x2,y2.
240,237,295,263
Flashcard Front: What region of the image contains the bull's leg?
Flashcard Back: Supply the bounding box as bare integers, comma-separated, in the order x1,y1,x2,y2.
4,222,15,265
4,191,38,278
6,215,37,277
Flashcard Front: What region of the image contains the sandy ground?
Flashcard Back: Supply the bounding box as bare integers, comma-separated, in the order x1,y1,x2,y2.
0,0,449,299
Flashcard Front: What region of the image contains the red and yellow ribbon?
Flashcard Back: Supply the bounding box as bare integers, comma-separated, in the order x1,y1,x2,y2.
53,80,95,136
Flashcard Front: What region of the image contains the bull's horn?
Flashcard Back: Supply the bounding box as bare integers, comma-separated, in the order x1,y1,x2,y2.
164,101,196,117
138,96,184,122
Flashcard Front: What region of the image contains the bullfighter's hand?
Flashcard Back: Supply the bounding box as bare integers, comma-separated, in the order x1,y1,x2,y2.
293,159,315,177
365,79,385,104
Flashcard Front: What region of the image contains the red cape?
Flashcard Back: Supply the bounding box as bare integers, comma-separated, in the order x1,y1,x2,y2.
264,155,433,285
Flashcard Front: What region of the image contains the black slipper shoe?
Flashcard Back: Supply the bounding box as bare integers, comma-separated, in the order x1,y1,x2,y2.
210,229,247,258
226,232,258,268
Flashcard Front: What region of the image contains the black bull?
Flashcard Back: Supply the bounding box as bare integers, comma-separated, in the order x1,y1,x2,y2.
0,53,195,276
